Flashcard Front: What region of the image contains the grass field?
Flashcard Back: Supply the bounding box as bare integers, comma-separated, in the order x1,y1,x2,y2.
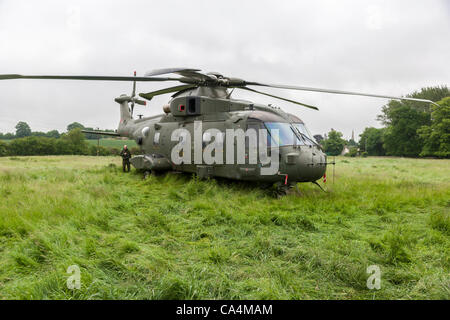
86,139,136,149
0,156,448,299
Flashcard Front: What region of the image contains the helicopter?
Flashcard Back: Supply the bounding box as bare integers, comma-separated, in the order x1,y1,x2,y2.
0,68,438,192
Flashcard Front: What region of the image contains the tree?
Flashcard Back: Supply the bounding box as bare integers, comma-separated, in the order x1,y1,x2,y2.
417,97,450,158
60,128,88,155
83,127,102,140
359,127,385,156
46,130,60,139
378,86,449,157
67,122,84,132
3,133,15,140
0,140,7,156
347,139,358,147
8,136,57,156
15,121,32,138
322,129,346,156
345,147,358,157
31,131,47,137
383,105,431,156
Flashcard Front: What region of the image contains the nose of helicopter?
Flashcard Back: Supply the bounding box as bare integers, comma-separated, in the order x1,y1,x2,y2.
282,146,327,183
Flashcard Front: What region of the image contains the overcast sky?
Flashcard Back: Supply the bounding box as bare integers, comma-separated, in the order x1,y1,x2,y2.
0,0,449,140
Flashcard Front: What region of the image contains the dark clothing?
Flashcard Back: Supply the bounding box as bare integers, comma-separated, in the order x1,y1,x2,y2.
120,148,131,172
120,148,131,160
122,160,130,172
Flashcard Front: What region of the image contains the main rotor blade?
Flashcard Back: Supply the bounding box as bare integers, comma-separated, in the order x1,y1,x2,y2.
145,68,201,76
139,84,198,100
239,87,318,110
131,72,136,98
0,74,179,82
81,130,120,137
245,81,440,107
145,68,214,81
134,99,147,106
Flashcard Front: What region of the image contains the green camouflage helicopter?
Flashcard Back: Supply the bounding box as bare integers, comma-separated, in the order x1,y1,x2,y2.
0,68,438,192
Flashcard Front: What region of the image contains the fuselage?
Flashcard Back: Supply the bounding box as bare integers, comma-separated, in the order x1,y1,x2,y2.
117,87,327,184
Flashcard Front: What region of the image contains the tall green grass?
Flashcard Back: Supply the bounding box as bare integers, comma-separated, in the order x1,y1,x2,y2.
0,156,448,299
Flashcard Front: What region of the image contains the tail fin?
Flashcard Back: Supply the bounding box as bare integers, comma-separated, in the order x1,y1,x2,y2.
115,72,146,126
115,94,132,123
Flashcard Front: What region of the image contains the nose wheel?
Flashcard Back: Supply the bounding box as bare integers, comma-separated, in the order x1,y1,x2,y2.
143,170,150,179
270,181,301,197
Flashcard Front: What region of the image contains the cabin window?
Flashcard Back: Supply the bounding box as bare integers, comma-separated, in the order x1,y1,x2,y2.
188,98,196,114
153,132,160,145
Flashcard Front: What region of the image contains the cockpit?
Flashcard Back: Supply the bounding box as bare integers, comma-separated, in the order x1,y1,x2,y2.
246,110,318,147
263,122,317,147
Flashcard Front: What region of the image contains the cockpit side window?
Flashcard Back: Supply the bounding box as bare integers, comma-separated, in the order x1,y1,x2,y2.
263,122,303,147
153,131,160,145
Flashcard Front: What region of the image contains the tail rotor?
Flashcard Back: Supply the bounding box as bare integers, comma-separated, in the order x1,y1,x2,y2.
114,71,147,120
130,71,147,117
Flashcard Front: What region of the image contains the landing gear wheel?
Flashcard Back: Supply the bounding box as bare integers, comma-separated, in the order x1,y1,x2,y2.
143,170,151,179
271,182,290,198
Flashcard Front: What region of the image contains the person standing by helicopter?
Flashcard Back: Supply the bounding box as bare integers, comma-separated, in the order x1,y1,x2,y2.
120,145,132,172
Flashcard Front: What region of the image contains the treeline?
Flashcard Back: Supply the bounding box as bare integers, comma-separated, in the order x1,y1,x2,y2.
0,129,141,157
2,86,448,158
320,86,449,158
0,121,116,140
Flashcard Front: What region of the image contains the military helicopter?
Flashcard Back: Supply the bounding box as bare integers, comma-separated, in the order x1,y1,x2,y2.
0,68,438,192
